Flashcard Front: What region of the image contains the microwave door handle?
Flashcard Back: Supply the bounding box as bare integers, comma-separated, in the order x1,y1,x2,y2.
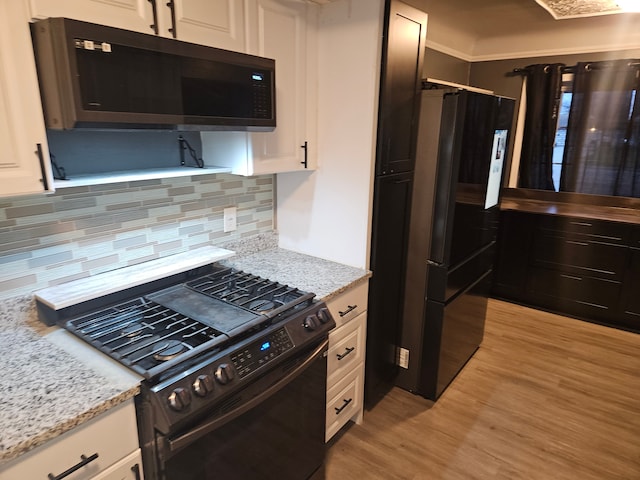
165,338,329,457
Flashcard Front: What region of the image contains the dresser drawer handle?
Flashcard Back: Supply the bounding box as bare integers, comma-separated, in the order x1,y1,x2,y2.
339,305,357,317
337,346,355,360
48,453,99,480
335,398,353,415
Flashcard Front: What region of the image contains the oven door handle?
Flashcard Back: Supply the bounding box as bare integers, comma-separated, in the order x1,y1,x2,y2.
165,338,329,456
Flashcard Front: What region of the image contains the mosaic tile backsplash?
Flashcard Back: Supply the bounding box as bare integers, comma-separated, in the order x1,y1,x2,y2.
0,173,274,301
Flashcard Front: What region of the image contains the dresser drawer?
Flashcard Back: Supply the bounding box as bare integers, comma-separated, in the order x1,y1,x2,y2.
327,312,366,388
0,400,138,480
325,281,369,329
326,367,363,442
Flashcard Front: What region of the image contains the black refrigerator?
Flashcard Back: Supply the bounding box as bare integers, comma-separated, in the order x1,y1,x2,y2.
395,85,515,400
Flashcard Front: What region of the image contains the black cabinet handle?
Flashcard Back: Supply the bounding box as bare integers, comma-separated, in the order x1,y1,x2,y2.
338,305,357,317
566,240,588,246
300,141,308,168
48,453,99,480
336,346,355,361
166,0,177,38
570,221,592,227
561,274,582,281
35,143,49,191
148,0,159,34
131,463,142,480
335,398,353,415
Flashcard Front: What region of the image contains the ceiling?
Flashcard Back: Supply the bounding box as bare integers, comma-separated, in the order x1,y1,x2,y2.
402,0,640,60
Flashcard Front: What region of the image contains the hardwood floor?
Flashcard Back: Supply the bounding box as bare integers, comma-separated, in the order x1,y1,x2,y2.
314,299,640,480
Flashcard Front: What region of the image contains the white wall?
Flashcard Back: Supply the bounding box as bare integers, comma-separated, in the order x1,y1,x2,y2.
275,0,384,269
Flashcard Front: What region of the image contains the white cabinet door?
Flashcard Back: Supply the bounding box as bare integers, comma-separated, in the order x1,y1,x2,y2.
30,0,247,51
168,0,247,51
0,1,53,197
29,0,156,34
246,0,317,174
200,0,317,176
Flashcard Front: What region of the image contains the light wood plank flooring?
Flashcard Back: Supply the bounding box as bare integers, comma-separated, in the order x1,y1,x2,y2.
315,299,640,480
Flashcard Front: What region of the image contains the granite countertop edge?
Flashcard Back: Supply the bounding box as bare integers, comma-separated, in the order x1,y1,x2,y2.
0,239,370,467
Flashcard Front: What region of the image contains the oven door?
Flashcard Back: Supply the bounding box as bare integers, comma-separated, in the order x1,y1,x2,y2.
150,339,328,480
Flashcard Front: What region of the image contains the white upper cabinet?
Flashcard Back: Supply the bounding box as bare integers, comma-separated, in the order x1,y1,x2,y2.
29,0,247,51
0,1,54,197
246,0,317,174
164,1,246,51
201,0,318,176
29,0,156,34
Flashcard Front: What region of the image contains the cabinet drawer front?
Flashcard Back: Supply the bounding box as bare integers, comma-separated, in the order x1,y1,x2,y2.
327,312,366,387
0,400,138,480
325,368,363,441
531,233,628,279
325,281,369,329
527,267,621,311
538,215,630,243
91,450,143,480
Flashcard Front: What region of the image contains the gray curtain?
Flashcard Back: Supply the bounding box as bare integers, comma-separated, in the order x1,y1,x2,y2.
560,60,640,197
518,63,565,190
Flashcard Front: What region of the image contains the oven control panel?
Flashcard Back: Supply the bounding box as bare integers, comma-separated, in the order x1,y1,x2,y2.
230,328,294,378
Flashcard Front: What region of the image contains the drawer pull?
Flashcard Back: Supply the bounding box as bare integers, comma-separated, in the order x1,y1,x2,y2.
561,274,582,281
566,240,588,246
132,464,142,480
339,305,357,317
570,221,592,227
337,347,355,360
335,398,353,415
48,453,99,480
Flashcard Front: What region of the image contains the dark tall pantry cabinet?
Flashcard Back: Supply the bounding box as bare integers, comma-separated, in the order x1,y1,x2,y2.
365,0,427,408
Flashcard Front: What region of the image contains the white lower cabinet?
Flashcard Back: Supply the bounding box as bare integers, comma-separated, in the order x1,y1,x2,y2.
0,400,142,480
91,450,143,480
325,281,368,442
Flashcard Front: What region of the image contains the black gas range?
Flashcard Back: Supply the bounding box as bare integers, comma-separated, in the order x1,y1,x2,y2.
36,263,335,480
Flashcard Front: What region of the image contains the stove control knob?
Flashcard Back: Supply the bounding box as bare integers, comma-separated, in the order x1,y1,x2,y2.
168,387,191,411
303,314,318,331
214,363,234,385
317,308,332,324
192,374,214,397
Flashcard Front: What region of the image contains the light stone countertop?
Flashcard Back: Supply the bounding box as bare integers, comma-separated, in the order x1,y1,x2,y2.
221,248,371,301
0,296,141,467
0,239,370,468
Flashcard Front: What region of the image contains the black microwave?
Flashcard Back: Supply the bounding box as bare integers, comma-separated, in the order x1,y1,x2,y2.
30,17,276,131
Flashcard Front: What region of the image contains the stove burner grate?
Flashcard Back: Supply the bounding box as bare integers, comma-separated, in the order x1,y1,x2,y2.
66,297,228,379
186,267,315,318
